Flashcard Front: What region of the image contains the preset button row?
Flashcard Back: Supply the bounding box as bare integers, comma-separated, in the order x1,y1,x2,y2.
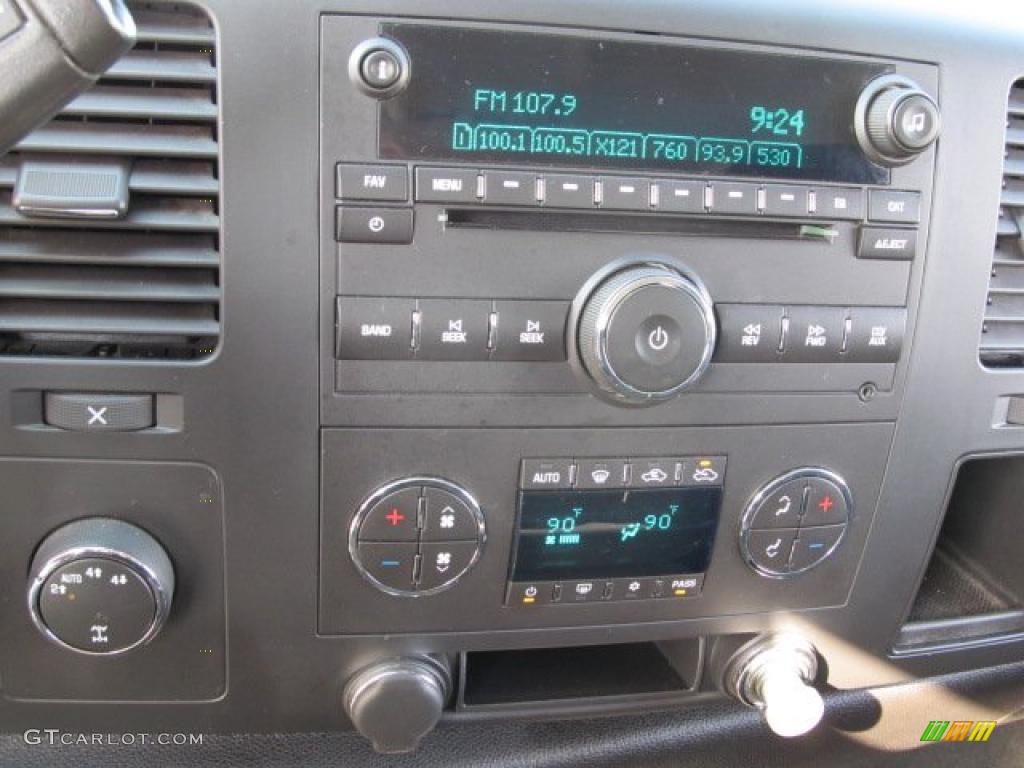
415,166,922,224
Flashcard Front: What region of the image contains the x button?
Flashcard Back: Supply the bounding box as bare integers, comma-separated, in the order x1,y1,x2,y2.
87,406,108,426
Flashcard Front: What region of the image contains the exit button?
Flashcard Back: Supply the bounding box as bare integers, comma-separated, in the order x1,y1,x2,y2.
868,189,921,224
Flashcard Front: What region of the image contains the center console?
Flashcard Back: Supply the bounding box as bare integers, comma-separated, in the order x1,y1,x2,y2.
317,17,935,639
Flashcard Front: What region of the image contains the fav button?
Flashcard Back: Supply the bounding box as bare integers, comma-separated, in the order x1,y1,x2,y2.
422,487,480,541
336,206,414,244
359,487,421,542
336,163,408,201
746,529,798,575
417,299,491,361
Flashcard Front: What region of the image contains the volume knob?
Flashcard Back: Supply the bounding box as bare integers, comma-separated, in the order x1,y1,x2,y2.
857,75,940,166
577,262,716,405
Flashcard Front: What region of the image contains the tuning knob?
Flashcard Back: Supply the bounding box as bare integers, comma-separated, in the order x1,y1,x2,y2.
723,634,825,738
576,262,716,405
28,518,174,655
856,75,940,166
343,656,452,754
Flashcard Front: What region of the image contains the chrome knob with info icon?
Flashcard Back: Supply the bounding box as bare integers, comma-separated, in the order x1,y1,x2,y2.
855,74,940,166
576,262,716,405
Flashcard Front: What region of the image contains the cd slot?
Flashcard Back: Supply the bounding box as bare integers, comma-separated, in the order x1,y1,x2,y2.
444,208,835,240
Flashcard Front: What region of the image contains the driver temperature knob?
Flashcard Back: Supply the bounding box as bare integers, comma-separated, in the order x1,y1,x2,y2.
577,263,716,405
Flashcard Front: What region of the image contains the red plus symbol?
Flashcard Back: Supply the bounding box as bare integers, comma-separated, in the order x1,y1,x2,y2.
385,508,405,526
818,495,834,513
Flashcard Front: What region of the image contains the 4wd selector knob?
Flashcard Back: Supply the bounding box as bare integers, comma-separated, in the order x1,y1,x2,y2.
577,263,716,405
28,518,174,655
856,75,940,166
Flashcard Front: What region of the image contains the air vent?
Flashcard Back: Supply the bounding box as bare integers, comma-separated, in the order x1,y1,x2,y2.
980,79,1024,366
0,2,219,360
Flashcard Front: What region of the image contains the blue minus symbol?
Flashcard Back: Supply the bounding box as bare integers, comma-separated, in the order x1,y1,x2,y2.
808,543,824,550
380,559,401,567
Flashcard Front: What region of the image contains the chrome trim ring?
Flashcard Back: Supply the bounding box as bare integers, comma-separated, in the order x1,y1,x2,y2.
348,477,486,598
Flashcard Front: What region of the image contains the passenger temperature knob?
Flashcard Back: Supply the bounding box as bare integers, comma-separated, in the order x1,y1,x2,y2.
577,262,716,405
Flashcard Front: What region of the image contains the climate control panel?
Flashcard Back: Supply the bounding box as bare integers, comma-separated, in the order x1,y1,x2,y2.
740,469,853,577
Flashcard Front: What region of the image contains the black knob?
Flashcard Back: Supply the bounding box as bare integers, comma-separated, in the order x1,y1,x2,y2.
348,37,411,99
343,656,452,754
577,263,716,405
856,75,940,166
28,518,174,655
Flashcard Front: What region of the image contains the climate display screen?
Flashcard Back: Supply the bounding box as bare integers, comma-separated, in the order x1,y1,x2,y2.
511,488,721,581
378,24,890,184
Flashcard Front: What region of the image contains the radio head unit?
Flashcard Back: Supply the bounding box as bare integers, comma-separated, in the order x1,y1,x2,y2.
378,24,893,183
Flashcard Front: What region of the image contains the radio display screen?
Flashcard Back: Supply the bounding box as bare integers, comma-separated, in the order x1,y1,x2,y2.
511,488,721,581
377,25,890,184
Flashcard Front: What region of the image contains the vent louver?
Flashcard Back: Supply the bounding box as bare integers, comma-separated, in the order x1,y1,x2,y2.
0,2,219,359
981,79,1024,366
